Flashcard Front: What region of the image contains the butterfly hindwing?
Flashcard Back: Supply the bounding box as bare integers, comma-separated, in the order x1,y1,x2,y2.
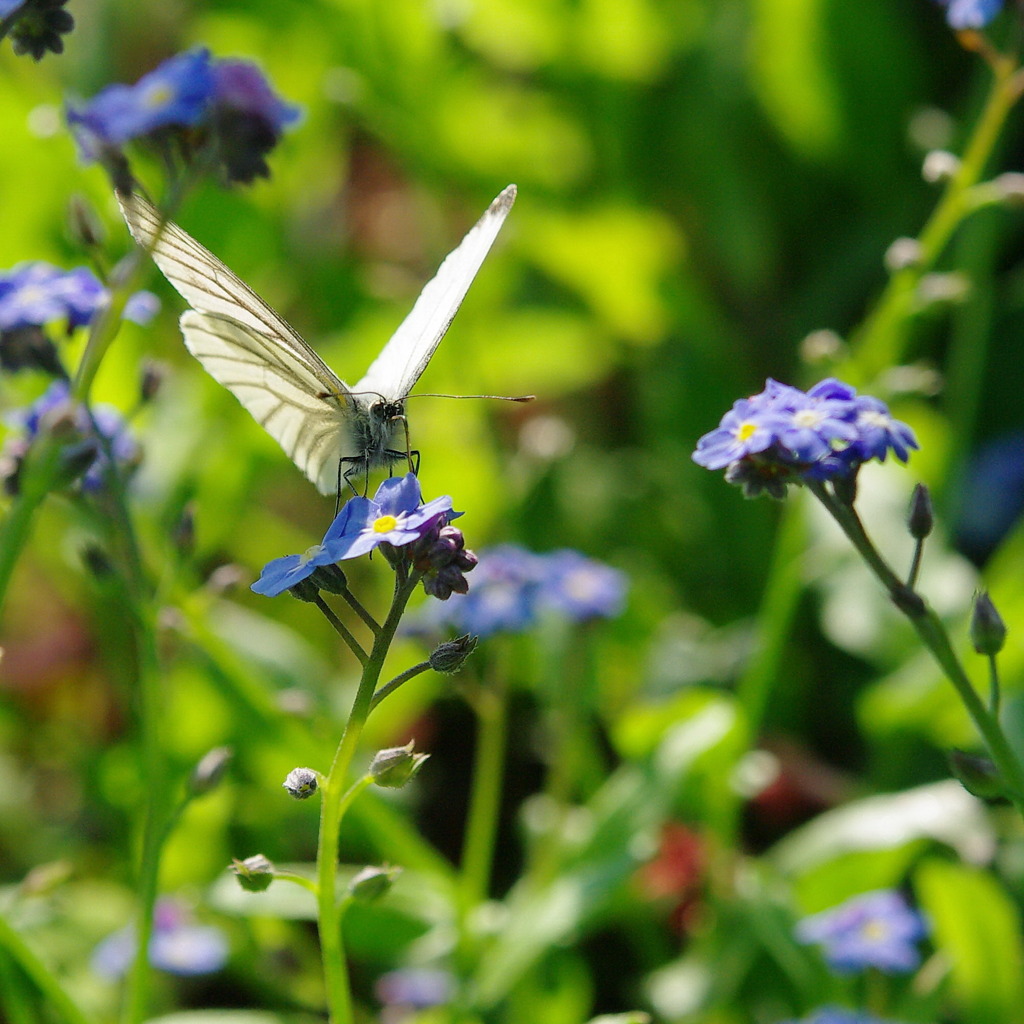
179,311,353,494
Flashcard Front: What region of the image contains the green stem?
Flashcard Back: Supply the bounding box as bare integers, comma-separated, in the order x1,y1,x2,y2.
0,914,91,1024
314,594,368,666
988,654,1001,718
370,660,430,711
459,674,509,911
809,482,1024,817
845,55,1020,384
315,573,419,1023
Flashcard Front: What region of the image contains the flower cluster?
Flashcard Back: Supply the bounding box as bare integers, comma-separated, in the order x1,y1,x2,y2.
692,379,918,498
252,474,468,598
1,380,138,494
0,0,74,61
414,544,627,639
795,890,928,975
785,1010,904,1024
67,48,300,185
0,261,158,376
933,0,1004,30
92,899,228,979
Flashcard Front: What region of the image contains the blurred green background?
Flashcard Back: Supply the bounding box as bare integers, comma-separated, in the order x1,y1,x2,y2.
3,1,1024,1021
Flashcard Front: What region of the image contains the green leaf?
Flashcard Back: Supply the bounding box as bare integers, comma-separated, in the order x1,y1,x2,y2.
914,858,1024,1024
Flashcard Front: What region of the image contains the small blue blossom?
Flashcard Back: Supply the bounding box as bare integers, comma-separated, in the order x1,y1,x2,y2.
376,967,454,1012
93,900,228,979
412,544,626,638
539,549,627,621
783,1009,903,1024
934,0,1004,29
5,380,138,491
252,474,459,597
795,890,927,975
0,1,24,15
0,262,159,334
211,59,301,133
693,378,918,497
67,49,215,161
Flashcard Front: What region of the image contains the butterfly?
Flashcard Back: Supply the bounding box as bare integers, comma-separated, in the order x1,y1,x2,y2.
117,184,517,494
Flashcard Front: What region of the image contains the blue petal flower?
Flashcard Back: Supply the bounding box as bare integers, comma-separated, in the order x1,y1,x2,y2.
251,474,458,596
935,0,1004,29
321,474,457,562
211,59,302,133
796,890,927,974
68,48,215,160
540,549,627,621
92,900,228,979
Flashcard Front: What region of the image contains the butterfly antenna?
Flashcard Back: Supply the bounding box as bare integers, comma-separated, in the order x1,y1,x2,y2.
406,393,536,402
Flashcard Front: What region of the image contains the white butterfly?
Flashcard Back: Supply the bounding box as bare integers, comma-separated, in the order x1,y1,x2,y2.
117,185,517,494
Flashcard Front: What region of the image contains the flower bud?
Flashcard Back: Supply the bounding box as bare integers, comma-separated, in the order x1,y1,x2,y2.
189,746,233,796
369,742,429,789
429,634,478,674
309,563,348,595
922,149,960,184
948,749,1006,800
348,864,401,903
884,237,923,273
282,766,320,799
907,483,933,540
992,172,1024,207
140,360,167,403
971,591,1006,657
287,578,321,603
81,543,114,579
231,853,275,892
68,195,106,249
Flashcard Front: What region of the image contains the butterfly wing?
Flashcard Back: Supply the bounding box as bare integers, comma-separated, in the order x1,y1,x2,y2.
117,190,359,494
179,311,353,494
354,184,516,402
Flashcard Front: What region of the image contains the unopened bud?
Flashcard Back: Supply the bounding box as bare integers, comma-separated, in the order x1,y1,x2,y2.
81,543,113,579
282,766,320,799
907,483,934,540
922,149,960,184
231,853,275,892
948,749,1005,800
369,741,429,789
884,237,923,273
429,634,478,674
971,591,1006,656
68,195,105,249
348,864,401,902
140,360,166,403
992,172,1024,206
309,563,348,595
189,746,233,796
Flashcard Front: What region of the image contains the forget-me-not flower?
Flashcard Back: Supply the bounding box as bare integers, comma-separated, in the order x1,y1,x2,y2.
934,0,1004,30
796,889,927,974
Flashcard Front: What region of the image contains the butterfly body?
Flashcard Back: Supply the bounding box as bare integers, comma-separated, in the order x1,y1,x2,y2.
118,185,516,493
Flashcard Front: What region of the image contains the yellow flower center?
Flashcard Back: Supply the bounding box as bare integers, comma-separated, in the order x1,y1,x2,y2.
373,515,399,534
299,544,324,564
861,920,888,941
143,83,174,109
736,421,758,441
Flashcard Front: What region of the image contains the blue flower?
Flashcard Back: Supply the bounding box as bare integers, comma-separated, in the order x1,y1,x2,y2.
795,890,927,974
539,549,627,621
0,262,159,333
6,380,138,491
376,967,454,1011
934,0,1004,29
68,49,215,161
693,379,918,496
784,1009,903,1024
412,544,626,638
252,474,458,597
207,59,303,182
92,900,228,978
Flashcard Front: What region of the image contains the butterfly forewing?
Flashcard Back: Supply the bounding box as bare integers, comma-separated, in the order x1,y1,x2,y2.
180,311,350,494
354,184,517,402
